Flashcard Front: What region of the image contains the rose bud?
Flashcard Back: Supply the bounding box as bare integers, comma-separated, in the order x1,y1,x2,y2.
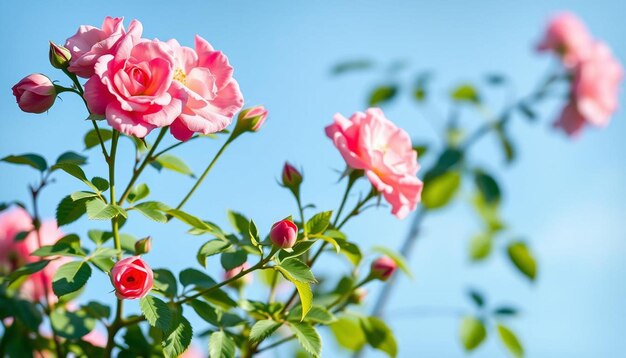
134,237,152,255
12,74,57,113
224,262,252,288
49,41,71,69
111,256,153,299
370,256,397,281
348,288,367,304
234,106,268,134
270,219,298,249
281,162,303,195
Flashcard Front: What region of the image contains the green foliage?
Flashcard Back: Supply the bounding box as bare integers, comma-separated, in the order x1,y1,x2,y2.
368,85,398,106
331,59,374,76
127,183,150,203
197,239,232,267
85,199,126,220
220,250,247,271
474,169,501,205
360,316,398,357
497,324,524,357
153,269,178,298
289,322,322,357
50,307,96,339
275,264,313,320
1,153,48,171
133,201,169,223
288,305,337,324
507,241,537,280
250,320,282,343
179,268,216,289
209,331,236,358
163,314,193,357
56,195,88,226
469,234,493,261
140,295,173,333
459,316,487,351
151,154,194,177
330,316,366,351
84,128,113,149
451,83,481,104
56,151,88,166
52,260,92,297
422,171,462,209
305,211,332,235
7,259,50,285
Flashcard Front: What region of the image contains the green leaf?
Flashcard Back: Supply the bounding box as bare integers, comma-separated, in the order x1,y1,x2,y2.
495,123,516,164
50,308,96,339
52,261,92,297
469,234,492,261
31,234,85,258
279,240,316,260
151,154,194,177
289,322,322,357
82,301,111,320
360,316,397,357
91,177,109,191
472,193,505,232
497,324,524,358
451,83,480,104
10,299,43,331
518,102,537,122
250,320,282,343
227,210,249,235
188,299,219,326
413,73,432,102
56,195,87,226
423,148,463,182
153,269,178,298
209,331,236,358
474,170,501,205
248,219,260,247
305,211,332,235
179,268,216,289
368,85,398,107
330,316,366,351
288,305,337,324
71,191,99,201
422,171,462,209
493,306,518,316
84,128,113,149
197,240,232,267
275,266,313,320
85,199,124,220
56,151,88,166
87,229,112,246
139,296,172,333
167,209,218,233
220,251,247,271
134,201,169,223
163,315,192,357
201,288,238,309
459,316,487,351
507,241,537,281
331,59,373,76
372,246,412,278
278,258,316,283
337,240,361,265
468,289,485,307
127,183,150,204
413,144,429,157
1,153,47,171
8,260,50,284
52,162,99,192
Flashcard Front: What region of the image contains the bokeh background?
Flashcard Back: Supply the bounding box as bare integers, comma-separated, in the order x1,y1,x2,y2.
1,1,625,356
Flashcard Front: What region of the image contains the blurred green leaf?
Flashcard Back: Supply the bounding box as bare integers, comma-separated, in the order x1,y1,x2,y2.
220,251,247,271
360,316,397,357
127,183,150,204
507,241,537,281
153,268,178,298
459,316,487,351
330,316,366,351
179,268,216,289
474,169,501,205
451,83,481,104
497,324,524,358
469,234,493,261
368,85,398,106
372,246,412,278
209,331,235,358
50,308,95,339
1,153,47,171
56,151,87,166
468,289,485,307
493,306,518,317
422,171,462,209
331,59,374,76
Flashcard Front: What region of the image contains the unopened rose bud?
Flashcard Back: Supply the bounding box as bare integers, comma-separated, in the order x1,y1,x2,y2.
49,41,71,69
224,262,252,288
281,162,303,195
135,237,152,255
370,256,397,281
234,106,268,134
348,288,367,304
111,256,153,300
270,219,298,249
12,74,56,113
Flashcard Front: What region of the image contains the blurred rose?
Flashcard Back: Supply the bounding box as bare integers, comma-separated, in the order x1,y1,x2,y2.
537,12,593,67
12,74,56,113
82,328,107,347
370,256,397,281
325,108,423,219
224,262,252,288
111,256,153,299
180,345,204,358
65,17,134,78
167,36,243,141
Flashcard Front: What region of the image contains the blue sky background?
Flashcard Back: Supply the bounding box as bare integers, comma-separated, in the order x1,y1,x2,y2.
1,1,625,357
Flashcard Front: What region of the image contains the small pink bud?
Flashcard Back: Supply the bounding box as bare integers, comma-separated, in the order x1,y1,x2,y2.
349,288,367,304
134,237,152,255
270,219,298,249
224,262,252,288
111,256,153,300
236,106,268,133
12,74,56,113
282,162,303,192
370,256,397,281
49,41,71,69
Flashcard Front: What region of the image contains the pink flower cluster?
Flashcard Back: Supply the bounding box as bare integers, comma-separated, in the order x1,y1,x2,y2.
63,17,244,140
326,108,423,219
538,12,623,136
0,207,67,302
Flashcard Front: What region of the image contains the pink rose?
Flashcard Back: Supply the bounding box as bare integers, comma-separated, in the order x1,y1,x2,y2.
65,17,131,78
537,12,593,67
270,219,298,249
555,42,623,136
0,207,67,302
325,108,423,219
82,329,107,347
236,105,268,133
370,256,397,281
166,36,244,141
224,262,252,287
282,162,303,189
84,21,185,138
180,345,204,358
12,74,56,113
111,256,153,299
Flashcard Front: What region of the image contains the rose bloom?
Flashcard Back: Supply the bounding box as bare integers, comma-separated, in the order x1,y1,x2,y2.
65,17,134,78
270,219,297,249
0,207,67,302
555,42,624,136
111,256,153,299
84,20,186,138
12,74,56,113
537,12,593,67
166,36,244,141
325,108,423,219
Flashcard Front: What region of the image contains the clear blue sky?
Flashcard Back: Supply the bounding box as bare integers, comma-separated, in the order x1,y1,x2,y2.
1,1,625,357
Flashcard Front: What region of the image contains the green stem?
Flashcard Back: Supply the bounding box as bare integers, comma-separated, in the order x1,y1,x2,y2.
118,127,168,205
175,137,233,211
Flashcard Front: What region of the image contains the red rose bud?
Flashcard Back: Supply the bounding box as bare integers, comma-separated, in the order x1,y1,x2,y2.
236,106,268,133
270,219,298,249
224,262,252,288
111,256,153,300
12,74,56,113
370,256,397,281
282,162,303,193
49,41,71,69
134,237,152,255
